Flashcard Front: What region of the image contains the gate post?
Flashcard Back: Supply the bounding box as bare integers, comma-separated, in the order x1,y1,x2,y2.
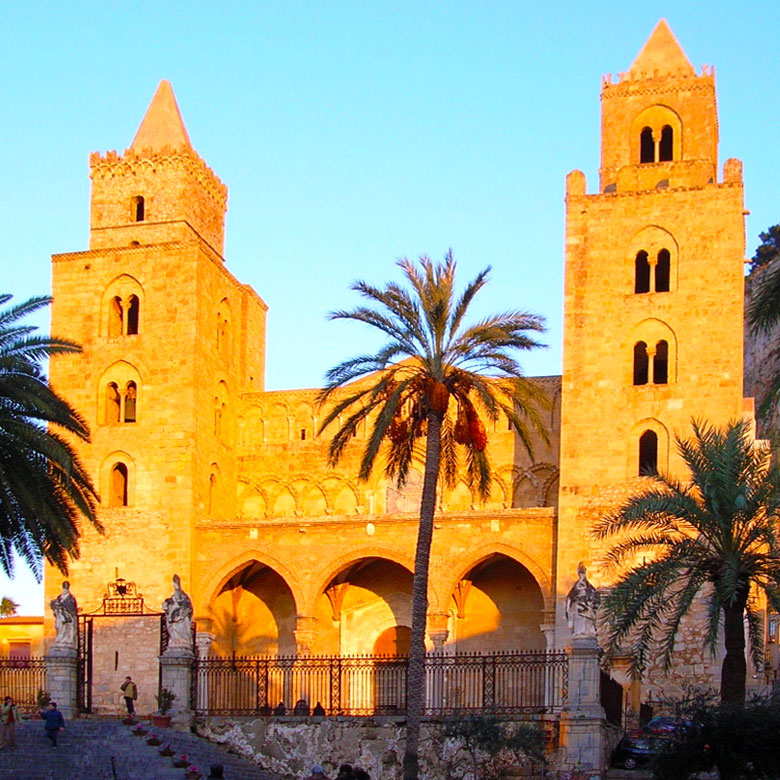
559,637,607,776
45,647,79,719
159,645,195,726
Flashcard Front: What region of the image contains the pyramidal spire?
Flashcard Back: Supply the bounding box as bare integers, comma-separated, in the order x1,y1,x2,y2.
130,80,192,153
628,19,694,77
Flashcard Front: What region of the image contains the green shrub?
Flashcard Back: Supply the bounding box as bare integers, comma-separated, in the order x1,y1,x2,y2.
652,697,780,780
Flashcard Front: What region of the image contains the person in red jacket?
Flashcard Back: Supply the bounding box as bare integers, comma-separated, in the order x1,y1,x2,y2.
0,696,20,749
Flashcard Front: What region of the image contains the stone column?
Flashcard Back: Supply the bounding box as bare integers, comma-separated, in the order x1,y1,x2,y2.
426,612,450,653
195,631,215,659
159,646,195,726
560,636,606,776
425,612,450,712
45,647,79,719
294,615,317,655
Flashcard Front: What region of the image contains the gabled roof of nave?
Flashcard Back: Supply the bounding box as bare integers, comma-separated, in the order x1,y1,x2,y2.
629,18,695,77
130,79,192,152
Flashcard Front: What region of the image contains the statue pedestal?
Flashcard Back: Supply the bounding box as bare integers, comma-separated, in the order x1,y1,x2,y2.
560,636,606,777
45,647,79,719
159,647,195,727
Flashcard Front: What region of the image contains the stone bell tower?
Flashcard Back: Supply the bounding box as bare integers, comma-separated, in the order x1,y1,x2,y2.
46,81,266,712
556,20,749,638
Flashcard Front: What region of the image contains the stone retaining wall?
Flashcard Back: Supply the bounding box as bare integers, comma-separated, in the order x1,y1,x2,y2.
197,715,560,780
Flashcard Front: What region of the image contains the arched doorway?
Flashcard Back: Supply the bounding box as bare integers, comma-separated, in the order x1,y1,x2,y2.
451,554,545,652
211,561,297,657
313,557,413,656
373,625,411,656
314,557,413,714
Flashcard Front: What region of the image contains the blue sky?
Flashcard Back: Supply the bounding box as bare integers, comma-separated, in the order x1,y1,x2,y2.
2,1,779,613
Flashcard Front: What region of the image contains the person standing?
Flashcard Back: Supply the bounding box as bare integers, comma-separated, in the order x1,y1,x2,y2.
0,696,20,749
41,701,65,749
120,676,138,715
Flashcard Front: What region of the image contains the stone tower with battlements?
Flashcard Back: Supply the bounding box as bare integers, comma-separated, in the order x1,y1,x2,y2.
557,21,751,689
46,82,267,713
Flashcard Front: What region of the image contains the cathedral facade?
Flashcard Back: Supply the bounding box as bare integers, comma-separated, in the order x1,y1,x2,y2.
45,21,756,716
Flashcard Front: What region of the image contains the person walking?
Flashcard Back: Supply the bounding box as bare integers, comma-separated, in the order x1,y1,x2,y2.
41,701,65,749
0,696,20,749
120,675,138,716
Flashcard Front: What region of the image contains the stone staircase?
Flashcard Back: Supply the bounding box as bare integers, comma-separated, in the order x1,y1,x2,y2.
0,717,278,780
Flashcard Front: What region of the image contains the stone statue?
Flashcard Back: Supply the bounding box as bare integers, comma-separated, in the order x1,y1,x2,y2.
50,581,78,648
565,563,600,639
162,574,194,650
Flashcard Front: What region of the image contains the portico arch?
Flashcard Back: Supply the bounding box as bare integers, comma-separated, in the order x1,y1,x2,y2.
204,551,305,656
309,553,416,656
442,540,552,609
447,551,547,652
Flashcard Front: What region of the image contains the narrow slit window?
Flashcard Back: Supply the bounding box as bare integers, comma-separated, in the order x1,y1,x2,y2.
653,341,669,385
124,382,137,422
640,127,655,163
106,383,121,423
635,251,651,294
131,196,145,222
633,342,649,385
659,125,673,162
110,463,129,507
208,473,217,514
655,249,671,292
126,296,139,335
214,400,223,438
639,431,658,476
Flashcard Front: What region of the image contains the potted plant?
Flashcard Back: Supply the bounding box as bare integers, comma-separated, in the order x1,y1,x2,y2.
146,732,161,746
159,743,175,757
152,687,176,727
184,765,201,780
172,754,189,769
131,724,148,737
36,689,51,710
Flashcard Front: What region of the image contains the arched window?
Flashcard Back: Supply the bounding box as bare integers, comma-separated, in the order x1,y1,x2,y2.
106,383,121,423
126,296,139,335
124,382,137,422
655,249,671,292
109,297,123,338
638,431,658,476
635,251,651,294
131,196,145,222
653,341,669,385
659,125,673,162
640,127,655,163
110,463,129,507
633,342,649,385
106,293,140,336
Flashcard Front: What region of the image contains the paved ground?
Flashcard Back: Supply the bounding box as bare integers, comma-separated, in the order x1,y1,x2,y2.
0,716,276,780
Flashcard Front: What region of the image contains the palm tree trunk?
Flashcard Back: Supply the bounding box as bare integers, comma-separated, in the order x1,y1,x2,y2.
403,410,443,780
721,590,748,706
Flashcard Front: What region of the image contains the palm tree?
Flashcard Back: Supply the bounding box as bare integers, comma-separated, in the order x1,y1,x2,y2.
318,252,549,780
747,247,780,427
594,419,780,705
0,294,100,577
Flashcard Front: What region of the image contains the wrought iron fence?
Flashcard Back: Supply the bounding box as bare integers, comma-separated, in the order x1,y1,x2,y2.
0,658,46,713
193,650,567,717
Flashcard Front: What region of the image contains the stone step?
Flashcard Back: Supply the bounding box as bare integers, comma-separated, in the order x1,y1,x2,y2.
0,717,276,780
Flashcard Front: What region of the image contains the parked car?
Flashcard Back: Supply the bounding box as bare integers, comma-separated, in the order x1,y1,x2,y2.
643,716,691,736
611,735,667,770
